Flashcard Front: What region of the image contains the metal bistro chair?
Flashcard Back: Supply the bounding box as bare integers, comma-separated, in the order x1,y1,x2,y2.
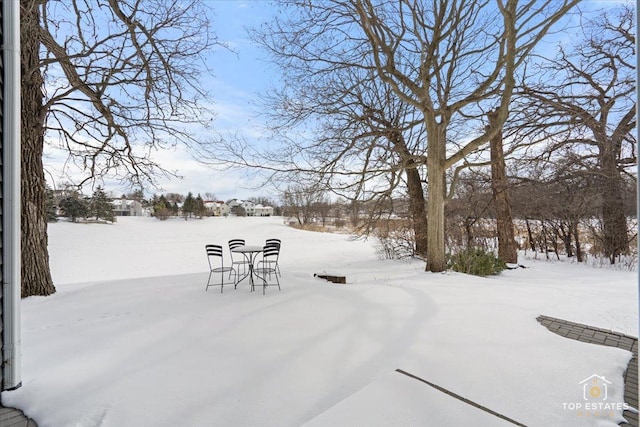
205,244,236,292
260,239,281,277
254,244,281,294
228,239,250,280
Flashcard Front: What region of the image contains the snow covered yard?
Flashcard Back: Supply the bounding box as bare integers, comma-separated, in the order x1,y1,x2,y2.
4,216,637,426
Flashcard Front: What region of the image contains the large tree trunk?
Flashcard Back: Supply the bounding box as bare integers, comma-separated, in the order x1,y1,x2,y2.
391,129,428,258
572,219,583,262
425,125,446,272
488,111,518,264
525,218,536,252
405,167,428,257
600,146,628,264
560,223,573,258
21,0,56,297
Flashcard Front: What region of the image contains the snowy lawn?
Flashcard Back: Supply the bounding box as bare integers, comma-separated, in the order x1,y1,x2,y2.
4,216,637,426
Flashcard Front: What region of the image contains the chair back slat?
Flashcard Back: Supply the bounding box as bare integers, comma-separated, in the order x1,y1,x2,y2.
206,244,224,257
228,239,245,249
263,245,280,258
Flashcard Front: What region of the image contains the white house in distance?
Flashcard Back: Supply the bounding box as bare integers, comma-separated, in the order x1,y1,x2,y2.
204,200,231,216
254,204,274,217
111,197,144,216
227,199,274,217
227,199,253,216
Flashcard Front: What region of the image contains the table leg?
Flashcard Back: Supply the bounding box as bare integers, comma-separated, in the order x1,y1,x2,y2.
248,256,255,291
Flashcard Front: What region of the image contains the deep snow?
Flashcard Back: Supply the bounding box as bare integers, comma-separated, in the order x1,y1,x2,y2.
4,216,637,426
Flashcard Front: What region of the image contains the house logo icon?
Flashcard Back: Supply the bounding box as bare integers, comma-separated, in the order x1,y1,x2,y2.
579,374,611,401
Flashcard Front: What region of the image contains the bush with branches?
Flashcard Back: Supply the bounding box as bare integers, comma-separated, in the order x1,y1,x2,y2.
447,248,506,277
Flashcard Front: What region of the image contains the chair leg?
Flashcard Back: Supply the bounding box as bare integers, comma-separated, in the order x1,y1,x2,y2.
274,273,281,291
261,270,280,294
206,270,213,291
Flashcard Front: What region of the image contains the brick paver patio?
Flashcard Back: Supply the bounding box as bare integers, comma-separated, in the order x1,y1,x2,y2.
538,315,639,427
0,406,36,427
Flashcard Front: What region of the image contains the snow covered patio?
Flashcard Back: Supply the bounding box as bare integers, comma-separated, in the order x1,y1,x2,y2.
4,216,637,426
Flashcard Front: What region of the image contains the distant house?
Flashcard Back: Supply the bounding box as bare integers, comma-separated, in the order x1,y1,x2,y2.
226,199,245,216
242,200,256,216
227,199,274,217
205,200,230,216
112,198,143,216
254,204,274,217
230,199,255,215
204,201,216,215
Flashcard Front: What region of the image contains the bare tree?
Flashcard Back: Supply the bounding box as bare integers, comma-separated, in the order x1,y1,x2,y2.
488,111,518,263
210,42,431,253
514,5,636,264
282,184,327,226
203,192,218,202
354,0,578,271
312,197,333,227
225,0,577,272
510,155,605,261
22,0,220,297
445,169,493,250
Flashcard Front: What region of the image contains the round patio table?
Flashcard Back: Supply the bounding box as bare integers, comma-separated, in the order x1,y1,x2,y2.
231,245,263,291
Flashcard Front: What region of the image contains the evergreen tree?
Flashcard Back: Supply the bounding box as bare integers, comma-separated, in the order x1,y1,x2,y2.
194,194,206,218
59,195,89,222
126,189,146,202
45,185,58,222
182,192,195,220
153,194,171,220
90,186,115,222
171,202,180,217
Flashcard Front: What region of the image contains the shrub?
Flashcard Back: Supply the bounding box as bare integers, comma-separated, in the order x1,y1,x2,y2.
154,207,171,221
447,248,506,276
374,227,416,260
334,219,346,228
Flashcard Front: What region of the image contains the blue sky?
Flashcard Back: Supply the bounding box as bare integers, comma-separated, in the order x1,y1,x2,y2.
146,0,631,203
44,0,281,202
43,0,631,203
134,0,281,201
